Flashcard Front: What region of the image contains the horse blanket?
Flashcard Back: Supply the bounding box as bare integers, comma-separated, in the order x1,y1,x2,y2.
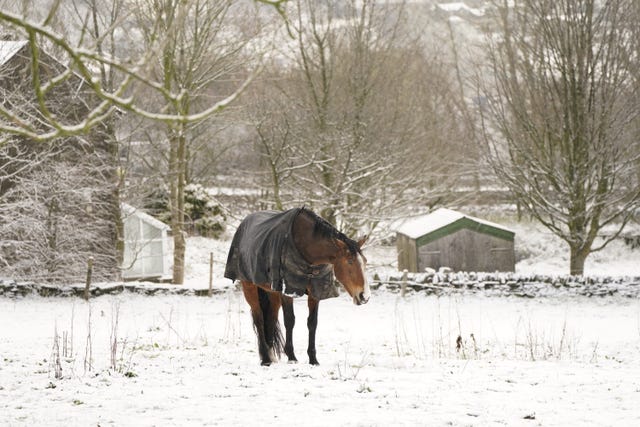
224,208,339,300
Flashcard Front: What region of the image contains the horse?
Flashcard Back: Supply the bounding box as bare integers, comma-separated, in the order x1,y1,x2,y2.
224,207,369,366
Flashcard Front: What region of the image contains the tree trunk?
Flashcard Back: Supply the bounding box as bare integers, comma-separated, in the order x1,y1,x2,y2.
169,127,187,285
172,222,186,284
111,183,124,281
270,161,283,211
320,161,336,225
569,245,589,276
104,118,124,280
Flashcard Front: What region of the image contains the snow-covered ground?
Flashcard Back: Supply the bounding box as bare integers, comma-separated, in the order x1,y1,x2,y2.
509,220,640,277
1,220,639,426
1,291,639,426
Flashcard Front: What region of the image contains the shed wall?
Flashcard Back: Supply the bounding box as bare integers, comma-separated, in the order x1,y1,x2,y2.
396,233,418,272
122,214,171,279
417,228,514,272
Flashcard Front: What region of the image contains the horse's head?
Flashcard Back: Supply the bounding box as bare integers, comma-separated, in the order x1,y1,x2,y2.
332,236,370,305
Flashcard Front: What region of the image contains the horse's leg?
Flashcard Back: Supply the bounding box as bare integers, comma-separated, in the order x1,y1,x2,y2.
281,295,298,362
307,296,320,365
266,291,284,362
240,281,272,366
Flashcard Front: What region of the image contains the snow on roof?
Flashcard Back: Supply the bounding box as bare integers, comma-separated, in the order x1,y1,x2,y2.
394,207,514,239
0,40,27,67
0,39,90,83
121,203,171,231
436,2,484,17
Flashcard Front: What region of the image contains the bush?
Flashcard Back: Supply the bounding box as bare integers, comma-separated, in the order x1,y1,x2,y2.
185,184,226,237
142,184,226,238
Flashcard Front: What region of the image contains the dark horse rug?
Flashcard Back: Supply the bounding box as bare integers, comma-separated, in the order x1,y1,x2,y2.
224,208,339,300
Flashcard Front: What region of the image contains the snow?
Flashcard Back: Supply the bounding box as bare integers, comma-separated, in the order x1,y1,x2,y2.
436,2,485,17
510,220,640,277
1,291,639,426
0,40,27,67
1,226,639,426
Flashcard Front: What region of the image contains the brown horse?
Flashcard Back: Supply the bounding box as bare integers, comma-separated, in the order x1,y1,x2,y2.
224,207,369,366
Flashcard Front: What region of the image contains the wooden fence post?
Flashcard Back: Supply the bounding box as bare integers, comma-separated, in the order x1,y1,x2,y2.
84,256,94,301
208,252,214,297
401,269,408,297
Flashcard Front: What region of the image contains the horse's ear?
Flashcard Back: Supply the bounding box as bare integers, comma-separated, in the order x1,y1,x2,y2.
357,235,368,248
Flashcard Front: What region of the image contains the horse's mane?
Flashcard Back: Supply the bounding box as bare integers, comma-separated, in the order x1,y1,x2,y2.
300,207,361,256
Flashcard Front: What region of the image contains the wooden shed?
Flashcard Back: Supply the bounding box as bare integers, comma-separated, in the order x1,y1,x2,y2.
121,204,173,280
395,208,515,273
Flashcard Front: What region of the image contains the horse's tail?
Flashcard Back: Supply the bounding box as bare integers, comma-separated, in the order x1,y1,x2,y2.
257,287,284,359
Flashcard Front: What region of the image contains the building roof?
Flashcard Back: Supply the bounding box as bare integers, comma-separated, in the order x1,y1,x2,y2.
436,2,484,17
0,40,27,67
0,39,88,82
395,208,514,245
121,203,171,231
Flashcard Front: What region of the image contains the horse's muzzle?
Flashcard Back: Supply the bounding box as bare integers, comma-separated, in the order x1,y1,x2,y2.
354,292,370,305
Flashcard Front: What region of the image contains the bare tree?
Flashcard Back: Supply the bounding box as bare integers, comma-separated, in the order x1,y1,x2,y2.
0,142,117,282
478,0,640,274
251,86,304,212
1,0,274,284
245,0,471,234
624,1,640,188
133,0,263,284
67,0,131,272
0,27,121,280
0,1,258,144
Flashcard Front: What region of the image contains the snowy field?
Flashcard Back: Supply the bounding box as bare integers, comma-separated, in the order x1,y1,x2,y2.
1,291,639,426
1,220,640,426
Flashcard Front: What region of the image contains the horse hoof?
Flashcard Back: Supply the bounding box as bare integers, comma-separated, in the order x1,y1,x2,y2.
287,359,298,364
261,361,272,366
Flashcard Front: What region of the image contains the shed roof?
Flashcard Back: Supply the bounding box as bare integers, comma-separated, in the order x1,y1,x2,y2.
436,2,484,17
0,39,89,82
121,203,171,231
395,208,514,245
0,40,27,67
